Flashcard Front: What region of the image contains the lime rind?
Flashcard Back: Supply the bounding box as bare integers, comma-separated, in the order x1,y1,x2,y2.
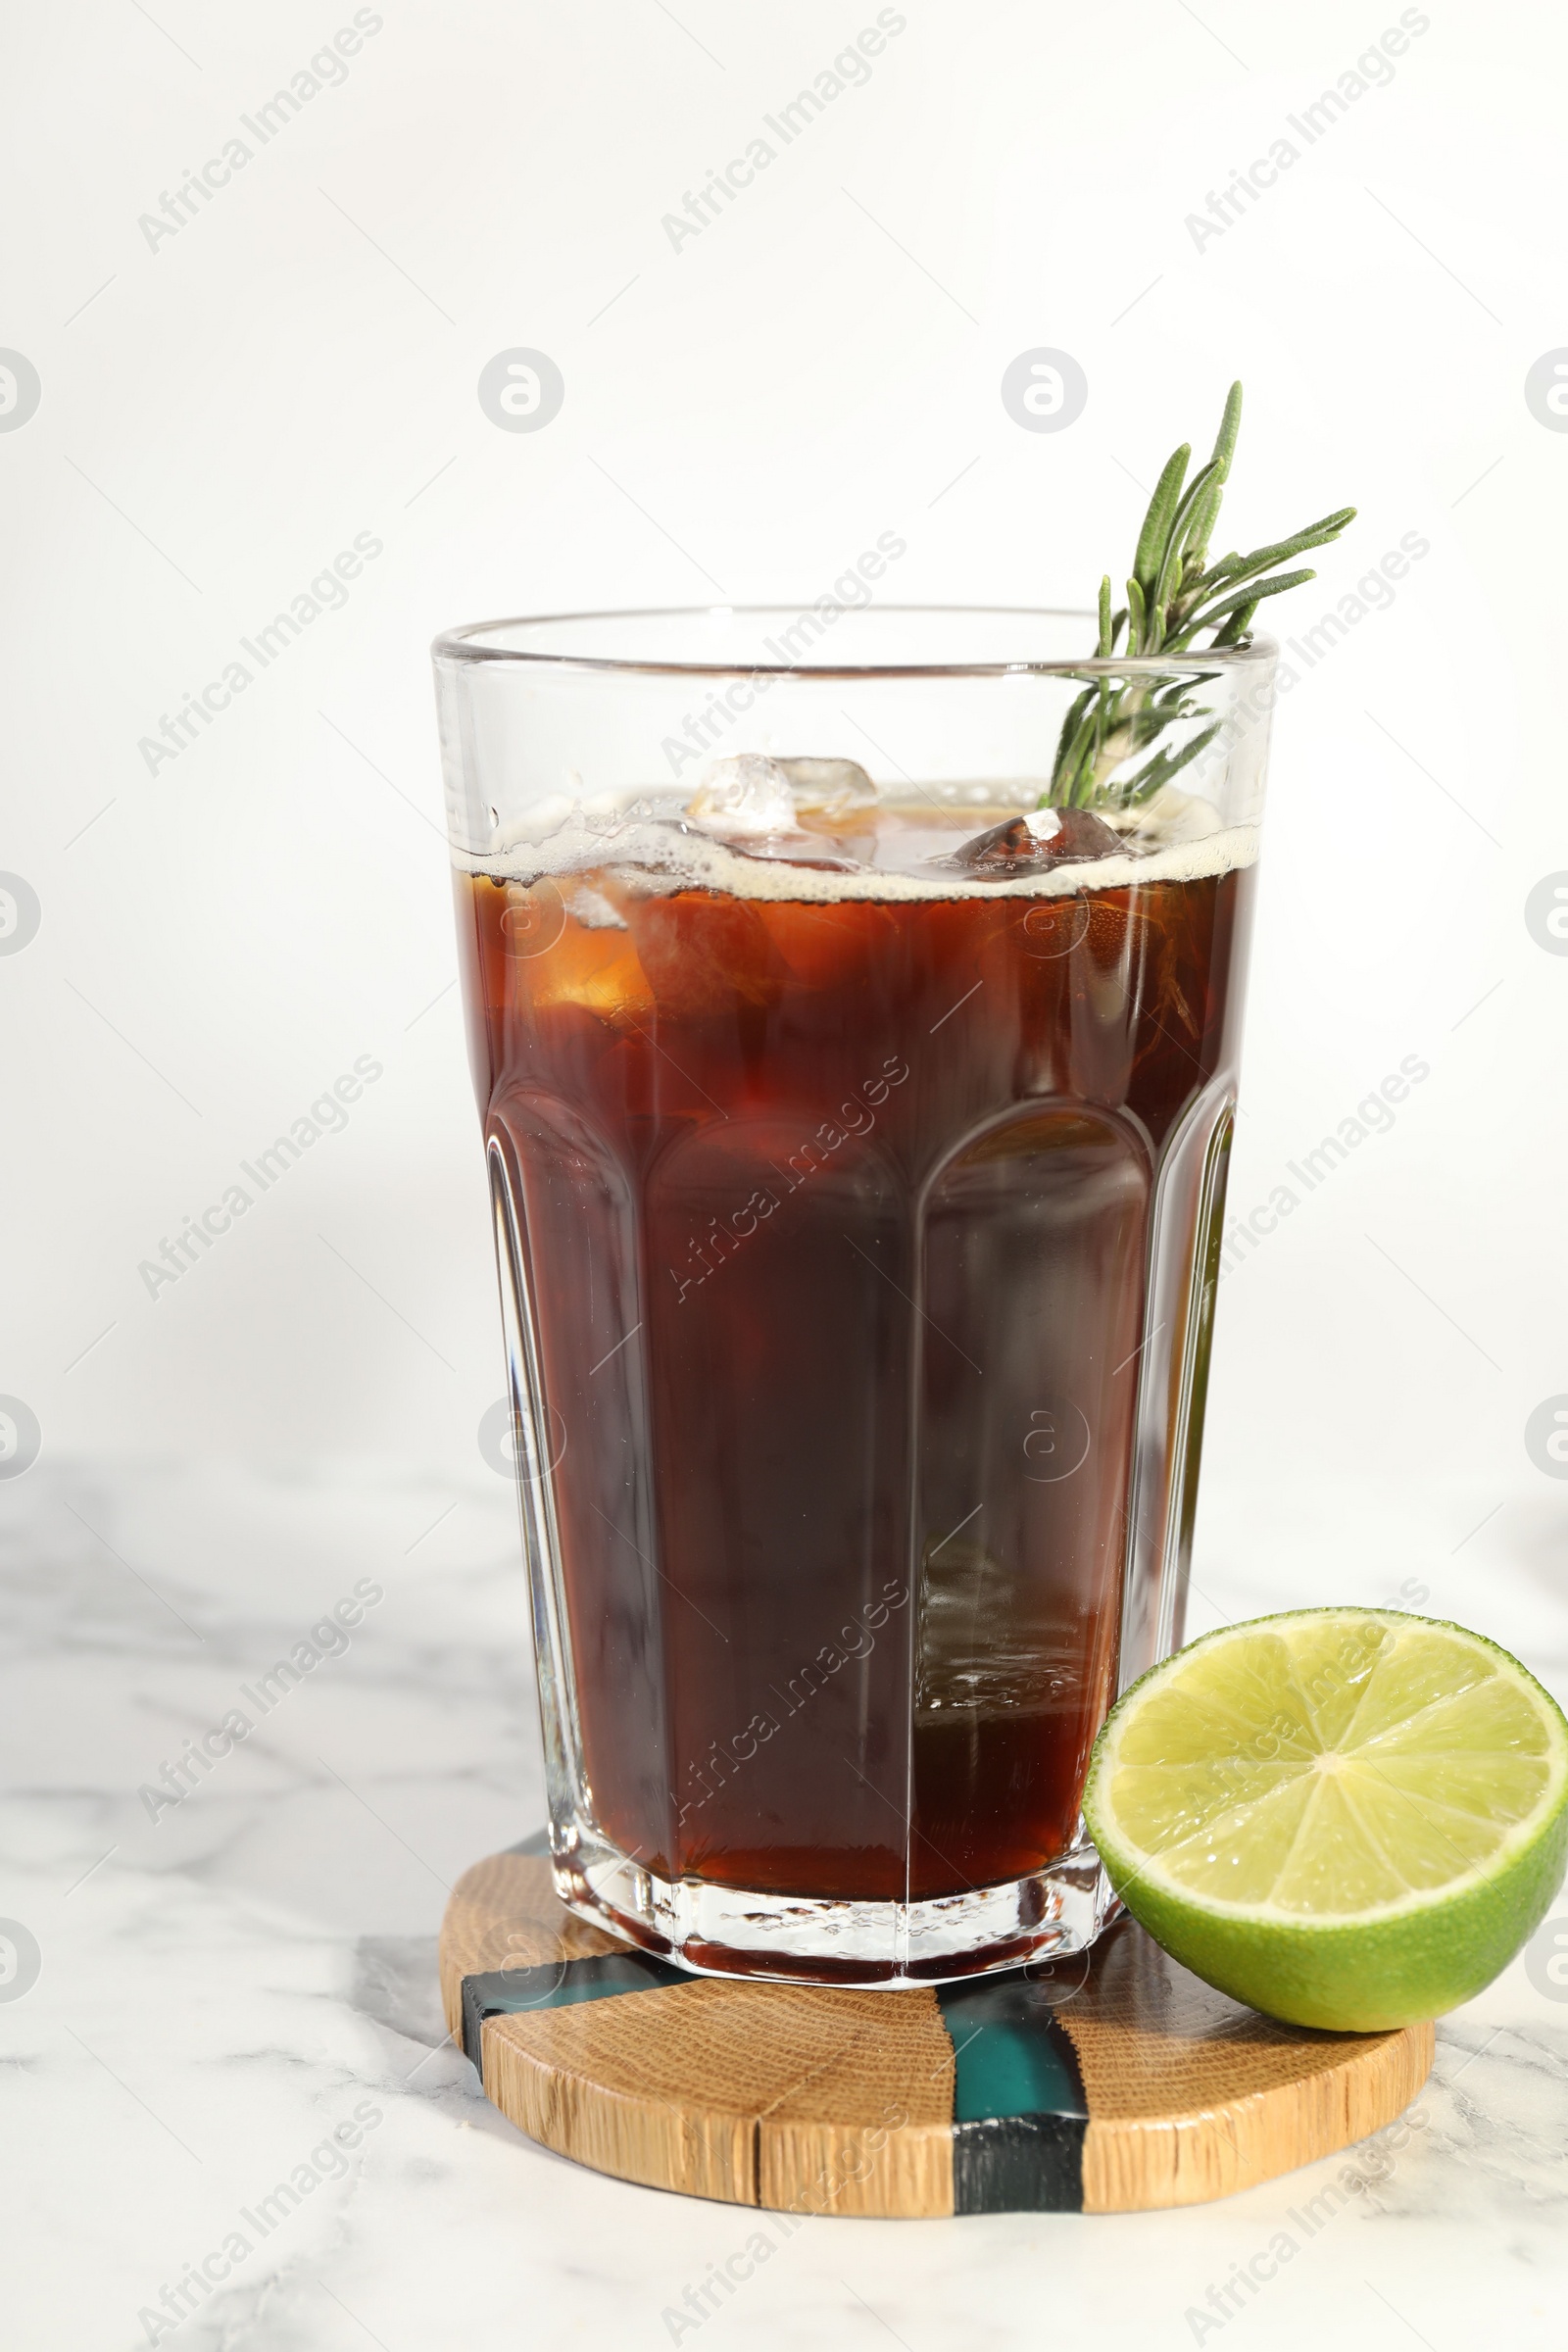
1083,1608,1568,2030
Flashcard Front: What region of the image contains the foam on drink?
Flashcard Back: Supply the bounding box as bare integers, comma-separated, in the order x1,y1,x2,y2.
459,758,1258,906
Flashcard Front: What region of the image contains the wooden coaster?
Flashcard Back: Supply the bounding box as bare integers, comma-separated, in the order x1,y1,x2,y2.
440,1838,1434,2217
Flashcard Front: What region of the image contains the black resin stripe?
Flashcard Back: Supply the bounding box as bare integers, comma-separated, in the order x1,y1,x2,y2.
937,1978,1090,2214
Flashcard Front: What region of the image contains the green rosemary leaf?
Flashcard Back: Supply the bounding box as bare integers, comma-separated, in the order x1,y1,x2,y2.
1152,456,1225,616
1060,712,1102,807
1204,508,1358,589
1054,682,1095,747
1132,443,1191,601
1212,379,1245,466
1119,718,1223,805
1172,565,1317,642
1177,385,1241,584
1053,385,1351,810
1205,382,1243,490
1212,598,1259,648
1050,685,1097,802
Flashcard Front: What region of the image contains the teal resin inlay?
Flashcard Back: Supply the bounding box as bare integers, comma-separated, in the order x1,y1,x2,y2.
461,1951,688,2060
937,1978,1090,2123
937,1977,1090,2214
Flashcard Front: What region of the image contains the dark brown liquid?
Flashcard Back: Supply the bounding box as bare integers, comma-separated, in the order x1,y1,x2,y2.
459,814,1251,1906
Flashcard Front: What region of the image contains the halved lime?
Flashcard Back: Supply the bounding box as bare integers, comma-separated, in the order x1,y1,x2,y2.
1084,1609,1568,2030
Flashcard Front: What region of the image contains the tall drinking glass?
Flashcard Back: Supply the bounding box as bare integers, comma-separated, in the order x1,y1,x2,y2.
433,607,1274,1984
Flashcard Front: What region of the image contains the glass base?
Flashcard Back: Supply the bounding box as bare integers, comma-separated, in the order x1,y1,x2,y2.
552,1826,1119,1987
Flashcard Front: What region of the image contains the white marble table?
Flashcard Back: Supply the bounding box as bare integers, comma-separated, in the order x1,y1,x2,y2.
4,1461,1565,2351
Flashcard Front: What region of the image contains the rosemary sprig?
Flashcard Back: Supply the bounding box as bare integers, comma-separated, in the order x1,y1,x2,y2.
1048,381,1355,809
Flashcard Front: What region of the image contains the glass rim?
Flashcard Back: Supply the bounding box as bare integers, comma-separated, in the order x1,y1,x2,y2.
430,604,1278,681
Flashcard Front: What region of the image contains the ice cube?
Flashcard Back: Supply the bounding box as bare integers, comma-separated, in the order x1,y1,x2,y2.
626,892,785,1015
530,929,654,1024
686,755,797,839
950,805,1121,875
565,882,626,930
777,756,877,818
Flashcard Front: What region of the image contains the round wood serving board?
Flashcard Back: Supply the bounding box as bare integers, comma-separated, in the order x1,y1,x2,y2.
439,1838,1433,2218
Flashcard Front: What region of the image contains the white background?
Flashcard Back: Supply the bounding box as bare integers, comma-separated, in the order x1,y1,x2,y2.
2,0,1562,1540
2,0,1565,1685
5,7,1568,2348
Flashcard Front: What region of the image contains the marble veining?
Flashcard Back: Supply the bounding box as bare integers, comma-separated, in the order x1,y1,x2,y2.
3,1462,1566,2350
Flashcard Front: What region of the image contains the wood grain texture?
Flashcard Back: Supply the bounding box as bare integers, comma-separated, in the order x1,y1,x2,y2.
486,1987,756,2204
484,1976,956,2216
1057,1922,1436,2213
753,1982,955,2219
442,1849,1434,2217
438,1847,623,2042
